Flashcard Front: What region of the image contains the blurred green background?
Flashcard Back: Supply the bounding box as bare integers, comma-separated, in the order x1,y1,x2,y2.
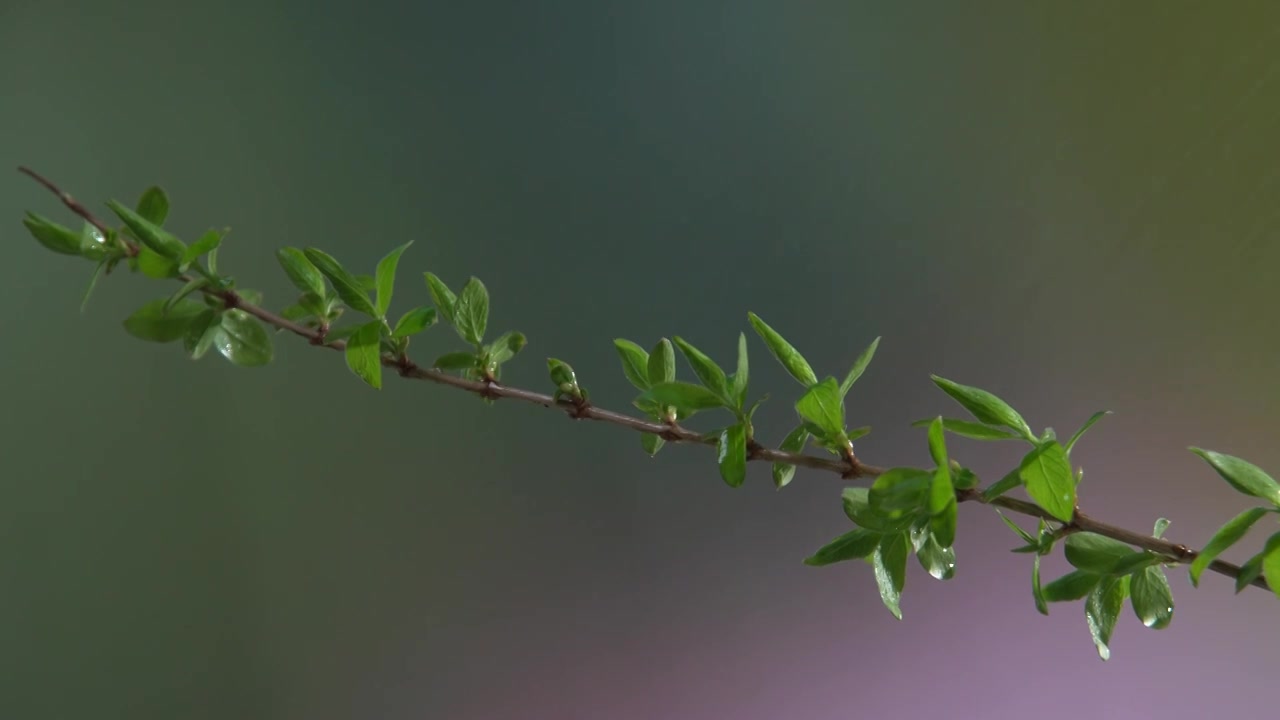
4,2,1279,718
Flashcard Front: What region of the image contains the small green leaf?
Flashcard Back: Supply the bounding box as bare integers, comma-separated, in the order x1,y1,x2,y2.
77,222,109,261
926,416,948,467
1190,507,1269,586
1032,555,1048,615
123,298,206,343
182,229,223,267
135,186,169,225
929,375,1034,442
1262,533,1280,600
136,246,179,278
305,248,379,317
1130,566,1174,629
730,332,749,407
215,310,273,367
982,469,1023,502
1190,448,1280,507
873,532,909,619
1065,533,1157,575
804,528,882,567
772,424,808,489
22,212,81,255
424,272,457,324
486,331,527,366
375,241,412,317
839,336,880,397
392,307,438,338
1236,548,1267,594
344,321,383,388
648,338,675,385
844,487,913,533
183,309,221,360
1086,576,1129,661
1065,410,1112,455
547,357,578,388
106,199,186,260
1152,517,1171,540
915,533,956,580
277,247,327,297
1019,440,1076,522
641,433,665,457
909,417,1021,441
613,339,651,390
434,352,478,370
454,277,490,344
952,465,979,490
164,277,210,313
1041,570,1103,602
998,511,1038,546
746,312,818,387
718,423,748,488
673,336,730,400
79,259,109,313
640,381,726,413
795,378,845,439
869,468,933,515
929,478,957,549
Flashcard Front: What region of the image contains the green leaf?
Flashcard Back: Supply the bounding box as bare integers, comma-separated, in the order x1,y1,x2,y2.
1032,555,1048,615
454,277,490,344
929,375,1034,442
729,332,749,407
392,307,437,338
873,532,909,619
304,248,379,317
1086,576,1129,661
136,246,179,278
673,336,730,400
215,310,273,367
1130,566,1174,629
641,433,665,457
1152,517,1171,540
122,298,206,343
1041,570,1102,602
424,272,457,324
869,468,933,515
375,241,412,317
22,212,81,255
926,416,948,467
929,480,957,549
952,465,979,490
277,247,327,297
795,377,845,440
1018,440,1076,522
717,423,748,488
909,417,1021,441
1064,533,1157,575
106,199,186,260
344,321,383,388
746,312,818,387
772,424,808,489
77,222,110,261
135,186,169,225
1263,533,1280,600
1236,548,1267,594
434,352,478,370
486,331,527,366
998,512,1038,547
79,259,109,313
1189,447,1280,507
182,229,223,267
164,277,210,314
804,528,882,567
838,336,880,397
1189,507,1269,586
982,469,1023,502
613,339,650,390
915,532,956,580
844,487,913,533
648,338,675,385
183,309,221,359
640,381,726,414
547,357,578,388
1065,410,1112,455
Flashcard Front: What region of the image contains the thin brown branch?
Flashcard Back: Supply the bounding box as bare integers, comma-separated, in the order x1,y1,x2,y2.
20,167,1270,594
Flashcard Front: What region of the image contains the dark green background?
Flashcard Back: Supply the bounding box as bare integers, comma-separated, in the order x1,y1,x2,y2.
4,2,1278,718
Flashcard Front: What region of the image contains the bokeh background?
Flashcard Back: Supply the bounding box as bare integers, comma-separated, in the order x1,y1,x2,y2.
3,2,1279,718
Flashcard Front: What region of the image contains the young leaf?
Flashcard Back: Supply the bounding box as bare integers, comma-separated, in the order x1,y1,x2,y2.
648,338,675,385
182,229,223,267
215,310,273,367
344,321,383,388
838,336,880,397
277,247,327,297
1189,507,1269,586
375,241,412,317
1262,532,1280,600
135,185,169,225
982,469,1023,502
772,424,808,489
1018,440,1076,522
641,433,665,457
673,337,730,400
1130,566,1174,629
1152,517,1171,540
909,417,1021,441
997,511,1038,546
929,375,1034,442
304,248,379,317
77,222,109,261
434,352,478,370
795,378,845,440
640,381,726,413
929,478,957,548
804,528,882,567
730,332,749,408
915,533,956,580
79,259,109,313
486,331,527,366
613,339,650,390
454,277,490,344
22,212,81,255
183,309,221,360
547,358,584,401
869,468,933,515
926,416,948,467
106,200,186,260
952,465,979,490
1189,448,1280,507
1065,410,1112,455
1032,555,1048,615
1064,533,1154,575
164,277,210,314
123,298,206,343
717,423,748,488
424,272,457,324
1086,576,1129,661
746,312,818,387
1236,548,1267,594
844,487,914,533
392,307,437,338
873,532,909,619
136,246,179,279
1041,570,1103,602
